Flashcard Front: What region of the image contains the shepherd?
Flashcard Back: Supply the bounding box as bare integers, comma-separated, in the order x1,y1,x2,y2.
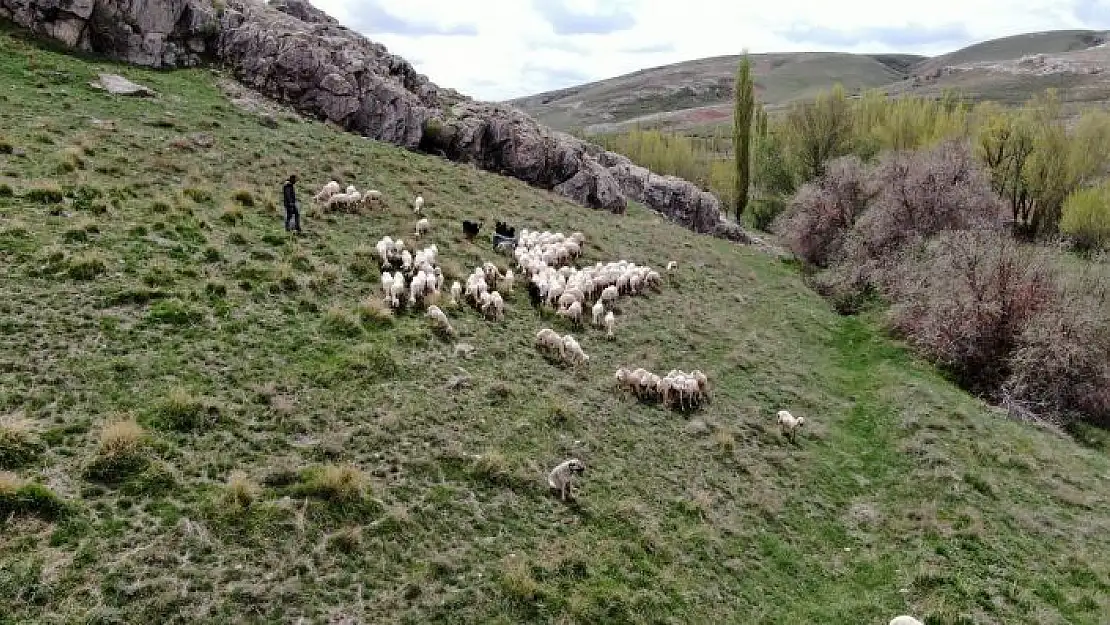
283,174,302,233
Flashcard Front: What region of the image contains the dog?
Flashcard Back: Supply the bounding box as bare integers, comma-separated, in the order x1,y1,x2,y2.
547,458,586,502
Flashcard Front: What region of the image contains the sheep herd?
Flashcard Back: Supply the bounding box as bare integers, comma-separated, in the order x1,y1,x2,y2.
312,180,811,492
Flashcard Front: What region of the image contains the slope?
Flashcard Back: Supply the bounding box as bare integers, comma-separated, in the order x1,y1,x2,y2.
509,52,921,132
912,29,1108,77
2,24,1110,625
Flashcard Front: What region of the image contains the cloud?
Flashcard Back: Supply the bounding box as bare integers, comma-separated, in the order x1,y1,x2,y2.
621,42,677,55
780,22,973,48
531,0,637,35
310,0,1110,101
344,0,478,36
1070,0,1110,23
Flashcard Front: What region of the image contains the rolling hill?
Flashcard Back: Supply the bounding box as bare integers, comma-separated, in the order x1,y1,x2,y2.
511,29,1110,134
2,22,1110,625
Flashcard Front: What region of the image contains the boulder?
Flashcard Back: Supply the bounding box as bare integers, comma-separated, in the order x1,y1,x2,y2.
89,72,156,96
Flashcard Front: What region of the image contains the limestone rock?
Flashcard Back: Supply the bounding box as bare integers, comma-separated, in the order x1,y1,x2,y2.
89,73,156,96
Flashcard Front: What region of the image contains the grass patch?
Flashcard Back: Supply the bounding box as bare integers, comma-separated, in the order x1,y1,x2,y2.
84,418,150,483
0,416,43,469
153,387,216,432
0,473,68,520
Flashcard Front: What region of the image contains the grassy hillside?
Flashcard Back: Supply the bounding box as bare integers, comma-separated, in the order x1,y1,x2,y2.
912,29,1108,77
2,24,1110,625
513,30,1110,134
509,52,920,132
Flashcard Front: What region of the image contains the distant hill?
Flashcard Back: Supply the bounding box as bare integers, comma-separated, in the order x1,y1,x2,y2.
510,30,1110,134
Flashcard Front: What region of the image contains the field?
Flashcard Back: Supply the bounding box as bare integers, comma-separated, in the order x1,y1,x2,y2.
2,25,1110,625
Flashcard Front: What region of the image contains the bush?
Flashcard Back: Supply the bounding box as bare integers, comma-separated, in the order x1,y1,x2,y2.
1060,183,1110,251
85,418,150,482
1003,275,1110,427
884,230,1054,394
155,387,214,431
322,305,363,338
773,155,870,267
24,184,64,204
0,417,43,469
0,473,67,520
299,464,368,503
66,251,108,280
223,470,260,509
231,189,255,207
748,194,788,232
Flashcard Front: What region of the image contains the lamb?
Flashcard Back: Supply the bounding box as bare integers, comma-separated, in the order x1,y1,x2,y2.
425,305,455,337
499,269,514,293
313,180,341,202
414,218,430,238
413,194,424,214
547,458,586,502
380,271,393,296
604,311,615,339
776,410,805,442
591,301,605,327
449,281,462,307
888,618,923,625
388,273,406,309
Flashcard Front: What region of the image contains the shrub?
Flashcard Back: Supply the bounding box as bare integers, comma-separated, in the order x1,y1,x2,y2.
322,305,363,337
85,418,150,482
219,205,243,225
748,194,788,232
147,299,204,326
24,184,64,204
183,187,213,204
155,387,214,431
773,155,870,267
66,251,108,280
0,416,43,469
1060,183,1110,251
848,140,1005,267
0,472,67,520
223,470,260,509
357,297,394,328
231,189,256,207
884,230,1054,394
300,464,367,503
1003,275,1110,427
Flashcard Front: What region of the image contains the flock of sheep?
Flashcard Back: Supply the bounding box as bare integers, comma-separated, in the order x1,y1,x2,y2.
308,181,925,625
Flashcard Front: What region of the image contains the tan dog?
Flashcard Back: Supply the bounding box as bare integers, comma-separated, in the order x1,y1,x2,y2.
547,458,586,501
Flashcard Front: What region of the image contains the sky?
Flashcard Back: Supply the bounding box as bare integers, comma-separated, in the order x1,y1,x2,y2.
311,0,1110,101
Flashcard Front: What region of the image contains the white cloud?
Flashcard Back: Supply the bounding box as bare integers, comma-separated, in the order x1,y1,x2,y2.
311,0,1110,101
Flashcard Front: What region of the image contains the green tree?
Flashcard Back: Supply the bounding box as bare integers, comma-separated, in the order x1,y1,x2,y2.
733,52,755,219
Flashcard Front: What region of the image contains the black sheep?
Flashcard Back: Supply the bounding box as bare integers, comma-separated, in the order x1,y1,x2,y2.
462,219,481,240
527,280,544,308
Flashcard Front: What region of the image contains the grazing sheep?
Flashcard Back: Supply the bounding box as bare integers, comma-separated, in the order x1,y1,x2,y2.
380,271,393,296
591,300,605,327
500,269,514,293
547,458,586,502
561,334,589,366
558,300,583,327
362,189,383,208
449,281,462,306
600,285,619,304
535,328,563,355
484,291,505,320
425,305,455,337
326,189,362,211
462,219,481,240
415,217,431,238
604,311,615,339
413,194,424,213
777,410,805,442
313,180,341,202
889,618,923,625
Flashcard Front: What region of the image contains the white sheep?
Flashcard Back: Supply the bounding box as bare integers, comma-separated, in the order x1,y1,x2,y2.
776,410,805,442
313,180,341,202
361,189,383,208
535,328,563,356
558,300,583,327
889,618,923,625
413,194,424,213
604,311,615,339
448,281,462,307
326,189,361,211
425,305,455,337
591,300,605,327
666,260,678,272
561,334,589,366
547,458,585,502
415,218,430,238
484,291,504,320
500,270,514,293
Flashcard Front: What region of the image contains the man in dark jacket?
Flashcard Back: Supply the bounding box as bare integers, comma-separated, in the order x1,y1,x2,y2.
283,174,302,233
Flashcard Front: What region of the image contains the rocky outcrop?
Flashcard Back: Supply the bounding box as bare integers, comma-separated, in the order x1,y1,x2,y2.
0,0,753,242
0,0,220,67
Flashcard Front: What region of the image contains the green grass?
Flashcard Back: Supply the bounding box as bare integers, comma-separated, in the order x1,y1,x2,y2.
1,23,1110,624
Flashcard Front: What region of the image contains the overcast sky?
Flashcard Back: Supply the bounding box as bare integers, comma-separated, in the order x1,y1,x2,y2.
311,0,1110,101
